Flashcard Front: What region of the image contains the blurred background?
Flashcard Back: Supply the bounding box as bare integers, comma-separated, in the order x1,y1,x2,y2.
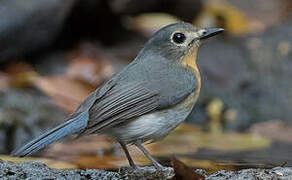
0,0,292,173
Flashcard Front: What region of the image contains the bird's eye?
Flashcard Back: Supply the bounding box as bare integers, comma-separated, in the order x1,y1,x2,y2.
172,32,186,44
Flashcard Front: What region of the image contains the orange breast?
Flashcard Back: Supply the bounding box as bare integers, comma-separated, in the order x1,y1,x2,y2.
181,48,201,91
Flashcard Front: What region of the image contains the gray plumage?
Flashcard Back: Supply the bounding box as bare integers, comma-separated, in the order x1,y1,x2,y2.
11,22,223,170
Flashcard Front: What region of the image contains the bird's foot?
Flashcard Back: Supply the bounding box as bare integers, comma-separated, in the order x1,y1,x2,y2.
152,160,165,170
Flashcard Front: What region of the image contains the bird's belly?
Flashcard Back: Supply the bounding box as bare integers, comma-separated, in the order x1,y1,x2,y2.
108,91,199,144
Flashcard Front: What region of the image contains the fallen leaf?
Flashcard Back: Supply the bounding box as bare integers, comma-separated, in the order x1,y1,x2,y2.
128,13,180,36
282,0,292,17
32,76,95,112
3,62,33,75
9,71,38,88
66,57,114,86
3,61,38,88
194,0,264,34
43,135,115,159
171,158,205,180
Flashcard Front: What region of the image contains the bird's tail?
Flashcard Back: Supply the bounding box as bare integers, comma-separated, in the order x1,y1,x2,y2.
11,111,89,157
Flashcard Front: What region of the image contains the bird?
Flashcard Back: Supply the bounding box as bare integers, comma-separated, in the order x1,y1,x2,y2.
12,22,223,170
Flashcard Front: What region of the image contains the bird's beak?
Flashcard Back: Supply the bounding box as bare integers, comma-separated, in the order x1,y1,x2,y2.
199,28,224,40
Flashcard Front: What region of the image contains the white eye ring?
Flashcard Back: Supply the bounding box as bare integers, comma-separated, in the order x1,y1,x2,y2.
172,32,186,44
170,31,188,46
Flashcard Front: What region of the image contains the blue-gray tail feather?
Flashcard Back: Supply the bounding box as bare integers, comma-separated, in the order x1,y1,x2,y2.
11,111,89,157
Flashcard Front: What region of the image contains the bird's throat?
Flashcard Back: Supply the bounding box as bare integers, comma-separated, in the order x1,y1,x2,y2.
181,47,198,70
181,47,201,91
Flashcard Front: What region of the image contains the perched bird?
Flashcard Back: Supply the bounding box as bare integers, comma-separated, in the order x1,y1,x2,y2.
12,22,223,169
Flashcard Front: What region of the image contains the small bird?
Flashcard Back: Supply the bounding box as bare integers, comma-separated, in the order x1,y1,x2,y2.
12,22,223,170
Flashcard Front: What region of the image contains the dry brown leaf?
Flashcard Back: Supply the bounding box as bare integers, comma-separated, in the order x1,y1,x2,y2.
32,76,95,112
9,71,38,88
43,135,115,159
3,62,33,75
2,61,38,88
282,0,292,17
128,13,180,36
66,57,114,86
171,158,205,180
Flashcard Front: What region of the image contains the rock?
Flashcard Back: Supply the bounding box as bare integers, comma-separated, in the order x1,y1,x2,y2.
200,167,292,180
119,166,175,180
0,160,175,180
0,0,76,61
0,90,66,154
0,160,120,180
0,160,291,179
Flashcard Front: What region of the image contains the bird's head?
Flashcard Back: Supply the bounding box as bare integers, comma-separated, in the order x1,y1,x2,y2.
141,22,224,69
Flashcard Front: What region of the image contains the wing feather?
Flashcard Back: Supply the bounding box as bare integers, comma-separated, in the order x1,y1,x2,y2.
78,82,159,136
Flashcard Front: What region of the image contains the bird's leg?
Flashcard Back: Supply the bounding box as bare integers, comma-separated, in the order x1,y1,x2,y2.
134,140,164,170
118,141,138,169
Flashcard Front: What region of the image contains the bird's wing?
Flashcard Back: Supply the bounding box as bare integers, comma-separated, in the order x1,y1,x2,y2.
12,79,118,156
69,78,117,118
78,81,159,135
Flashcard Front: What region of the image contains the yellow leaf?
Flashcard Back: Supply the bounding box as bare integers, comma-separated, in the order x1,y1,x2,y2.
194,0,263,35
128,13,180,35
